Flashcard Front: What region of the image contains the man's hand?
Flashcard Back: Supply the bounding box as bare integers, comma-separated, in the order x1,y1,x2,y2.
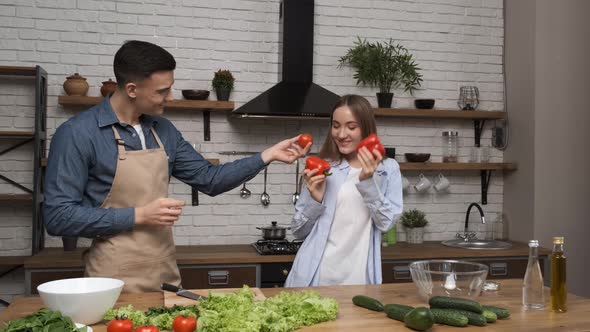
135,198,185,226
261,135,311,164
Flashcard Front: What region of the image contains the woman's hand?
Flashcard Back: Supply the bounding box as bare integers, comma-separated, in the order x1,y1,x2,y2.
303,168,327,203
358,146,383,181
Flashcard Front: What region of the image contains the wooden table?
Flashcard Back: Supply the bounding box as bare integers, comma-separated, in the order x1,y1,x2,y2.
2,279,587,331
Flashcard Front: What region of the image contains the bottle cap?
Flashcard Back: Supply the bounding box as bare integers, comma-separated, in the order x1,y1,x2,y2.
553,236,564,244
528,240,539,247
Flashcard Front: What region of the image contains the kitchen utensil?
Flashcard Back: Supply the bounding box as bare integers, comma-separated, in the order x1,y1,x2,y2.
442,131,459,162
414,173,432,193
414,98,435,109
405,153,431,163
239,182,251,199
181,89,210,100
63,73,89,96
260,167,270,206
409,259,489,302
433,173,451,192
37,277,124,325
257,221,290,240
292,159,300,205
100,79,117,97
161,283,207,301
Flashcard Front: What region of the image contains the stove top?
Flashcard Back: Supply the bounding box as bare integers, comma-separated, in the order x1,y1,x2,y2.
252,239,302,255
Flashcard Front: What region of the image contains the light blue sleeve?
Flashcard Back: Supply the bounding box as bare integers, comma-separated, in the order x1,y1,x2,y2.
355,159,403,232
290,185,326,240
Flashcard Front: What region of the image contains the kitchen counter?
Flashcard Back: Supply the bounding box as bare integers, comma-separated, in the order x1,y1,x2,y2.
1,279,588,331
23,241,550,268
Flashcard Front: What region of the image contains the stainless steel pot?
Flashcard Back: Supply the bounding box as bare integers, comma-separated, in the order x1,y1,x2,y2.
257,221,290,240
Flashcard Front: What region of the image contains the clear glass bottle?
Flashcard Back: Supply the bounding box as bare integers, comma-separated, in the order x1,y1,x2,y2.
523,240,545,309
441,131,459,162
550,236,567,312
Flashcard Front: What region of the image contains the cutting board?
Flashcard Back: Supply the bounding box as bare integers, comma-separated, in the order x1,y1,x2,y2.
164,288,266,307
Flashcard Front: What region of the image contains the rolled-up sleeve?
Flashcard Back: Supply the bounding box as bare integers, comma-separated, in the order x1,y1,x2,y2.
43,123,134,238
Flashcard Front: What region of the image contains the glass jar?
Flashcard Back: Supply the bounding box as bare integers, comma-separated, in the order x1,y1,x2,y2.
441,131,459,162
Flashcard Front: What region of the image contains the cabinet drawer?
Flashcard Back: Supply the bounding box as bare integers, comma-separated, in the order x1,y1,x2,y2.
28,268,85,295
382,261,412,283
179,265,258,289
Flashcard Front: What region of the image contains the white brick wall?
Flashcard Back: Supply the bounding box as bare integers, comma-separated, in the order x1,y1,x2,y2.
0,0,505,290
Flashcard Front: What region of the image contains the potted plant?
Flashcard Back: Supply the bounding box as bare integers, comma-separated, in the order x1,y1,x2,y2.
400,208,428,244
339,38,423,108
212,69,235,101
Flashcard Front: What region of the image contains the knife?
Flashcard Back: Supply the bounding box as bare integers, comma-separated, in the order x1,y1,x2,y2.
161,283,207,301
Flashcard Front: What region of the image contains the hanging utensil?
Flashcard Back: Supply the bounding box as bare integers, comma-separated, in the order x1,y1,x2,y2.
239,182,251,199
260,167,270,206
292,159,300,205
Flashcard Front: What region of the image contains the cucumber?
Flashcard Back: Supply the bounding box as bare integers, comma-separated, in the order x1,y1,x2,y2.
429,296,483,314
352,295,384,312
482,305,511,319
430,308,469,327
482,309,497,323
443,309,487,326
384,304,414,322
404,307,434,332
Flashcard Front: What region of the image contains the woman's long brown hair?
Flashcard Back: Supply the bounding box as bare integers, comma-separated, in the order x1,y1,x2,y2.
318,94,377,162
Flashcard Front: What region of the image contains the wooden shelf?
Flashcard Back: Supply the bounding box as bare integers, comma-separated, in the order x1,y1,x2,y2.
0,194,32,202
0,66,37,77
58,95,234,111
0,131,34,139
399,162,516,171
373,108,506,120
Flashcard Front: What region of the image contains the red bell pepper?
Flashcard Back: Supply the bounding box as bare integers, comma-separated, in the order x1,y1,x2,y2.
356,133,386,158
305,156,332,176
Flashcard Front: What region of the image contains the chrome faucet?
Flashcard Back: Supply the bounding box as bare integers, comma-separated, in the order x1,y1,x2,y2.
457,202,486,241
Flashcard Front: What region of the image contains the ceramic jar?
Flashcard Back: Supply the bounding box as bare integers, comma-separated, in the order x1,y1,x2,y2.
63,73,89,96
100,78,117,97
406,227,425,244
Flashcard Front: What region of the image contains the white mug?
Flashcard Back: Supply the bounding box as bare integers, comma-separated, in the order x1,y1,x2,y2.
402,176,410,192
434,173,451,192
414,173,431,193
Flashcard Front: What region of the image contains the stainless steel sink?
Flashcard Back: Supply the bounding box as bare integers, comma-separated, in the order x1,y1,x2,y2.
442,239,513,250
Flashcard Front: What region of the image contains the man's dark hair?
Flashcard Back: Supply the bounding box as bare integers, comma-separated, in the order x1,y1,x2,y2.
113,40,176,87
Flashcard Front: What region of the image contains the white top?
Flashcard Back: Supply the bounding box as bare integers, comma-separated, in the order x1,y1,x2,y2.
132,124,146,150
318,167,372,285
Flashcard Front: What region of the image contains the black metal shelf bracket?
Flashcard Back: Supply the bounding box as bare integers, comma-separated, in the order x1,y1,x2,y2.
473,119,486,147
480,170,493,205
203,110,211,141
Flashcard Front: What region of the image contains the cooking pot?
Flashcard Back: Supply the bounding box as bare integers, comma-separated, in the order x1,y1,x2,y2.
257,221,290,240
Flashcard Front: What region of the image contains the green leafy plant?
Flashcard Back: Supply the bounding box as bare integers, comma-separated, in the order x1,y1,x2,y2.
400,208,428,228
212,69,235,91
338,37,423,94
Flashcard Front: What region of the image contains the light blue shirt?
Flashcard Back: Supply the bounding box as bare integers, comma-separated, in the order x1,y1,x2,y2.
285,158,403,287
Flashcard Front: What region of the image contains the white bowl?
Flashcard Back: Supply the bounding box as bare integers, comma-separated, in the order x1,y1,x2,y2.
37,277,124,325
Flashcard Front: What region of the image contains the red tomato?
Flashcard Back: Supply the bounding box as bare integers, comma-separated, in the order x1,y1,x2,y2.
134,325,158,332
107,317,134,332
305,156,331,176
172,315,197,332
298,133,313,148
356,134,386,157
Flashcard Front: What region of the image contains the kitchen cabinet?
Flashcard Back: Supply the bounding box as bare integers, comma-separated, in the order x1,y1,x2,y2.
179,264,258,289
260,262,293,288
382,256,545,284
27,268,84,295
0,65,47,255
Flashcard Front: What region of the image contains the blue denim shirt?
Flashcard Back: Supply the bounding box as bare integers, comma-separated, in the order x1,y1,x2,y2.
44,96,266,238
285,158,403,287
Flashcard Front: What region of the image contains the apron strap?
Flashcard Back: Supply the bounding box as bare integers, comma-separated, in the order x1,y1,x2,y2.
150,127,165,150
111,125,127,160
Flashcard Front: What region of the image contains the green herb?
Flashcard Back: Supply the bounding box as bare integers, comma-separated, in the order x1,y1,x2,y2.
0,308,85,332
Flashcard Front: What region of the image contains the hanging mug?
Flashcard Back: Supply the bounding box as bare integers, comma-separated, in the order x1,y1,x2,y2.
434,173,451,192
414,173,431,193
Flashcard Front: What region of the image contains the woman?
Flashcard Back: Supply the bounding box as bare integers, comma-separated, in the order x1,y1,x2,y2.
285,95,403,287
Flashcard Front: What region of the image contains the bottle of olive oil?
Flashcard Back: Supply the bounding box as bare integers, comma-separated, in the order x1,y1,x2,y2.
550,236,567,312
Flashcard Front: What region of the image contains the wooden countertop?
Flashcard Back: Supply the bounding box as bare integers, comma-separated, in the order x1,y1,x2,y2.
1,279,588,331
23,241,550,269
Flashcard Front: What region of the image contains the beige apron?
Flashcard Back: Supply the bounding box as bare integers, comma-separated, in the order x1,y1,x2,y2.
84,125,181,293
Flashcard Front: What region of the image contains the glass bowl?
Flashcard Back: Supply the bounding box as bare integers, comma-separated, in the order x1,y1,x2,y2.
409,259,489,302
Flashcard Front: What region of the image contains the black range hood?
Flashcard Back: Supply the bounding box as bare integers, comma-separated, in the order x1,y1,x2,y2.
232,0,340,119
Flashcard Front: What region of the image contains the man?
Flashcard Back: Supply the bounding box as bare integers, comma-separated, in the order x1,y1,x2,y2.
44,40,309,293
